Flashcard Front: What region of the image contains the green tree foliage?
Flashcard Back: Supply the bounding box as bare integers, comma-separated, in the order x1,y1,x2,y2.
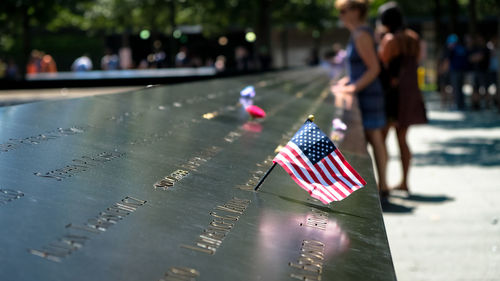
476,0,500,18
271,0,335,31
0,0,63,52
2,0,499,69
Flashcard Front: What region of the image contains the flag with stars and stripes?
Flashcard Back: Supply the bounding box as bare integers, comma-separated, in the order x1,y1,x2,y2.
273,119,366,204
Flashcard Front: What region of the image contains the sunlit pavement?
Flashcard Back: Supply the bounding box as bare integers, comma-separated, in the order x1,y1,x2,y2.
382,93,500,281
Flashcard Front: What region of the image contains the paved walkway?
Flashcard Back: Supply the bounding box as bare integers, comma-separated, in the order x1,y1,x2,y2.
382,93,500,281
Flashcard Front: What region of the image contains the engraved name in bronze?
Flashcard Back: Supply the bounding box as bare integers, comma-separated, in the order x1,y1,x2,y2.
28,196,146,262
129,132,171,146
300,209,329,231
154,170,189,190
289,240,326,281
179,146,221,172
34,151,125,181
154,146,221,190
237,156,273,191
159,266,200,281
108,111,142,123
0,189,24,205
0,126,88,153
223,130,242,143
180,197,250,255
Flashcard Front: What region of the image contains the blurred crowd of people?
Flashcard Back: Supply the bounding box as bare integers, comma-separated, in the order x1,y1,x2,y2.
439,34,498,111
0,58,20,80
325,0,499,203
0,39,258,80
27,50,58,74
322,18,499,113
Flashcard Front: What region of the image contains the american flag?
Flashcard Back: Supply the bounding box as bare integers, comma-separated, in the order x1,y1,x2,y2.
273,120,366,204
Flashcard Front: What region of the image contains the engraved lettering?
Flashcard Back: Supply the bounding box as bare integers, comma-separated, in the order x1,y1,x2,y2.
1,126,88,154
195,240,218,252
86,218,114,231
154,170,189,190
303,210,329,231
33,172,63,181
204,227,228,236
107,205,133,214
289,262,322,274
60,234,89,248
303,240,324,246
197,236,222,247
161,266,200,281
0,189,24,203
289,239,326,280
290,273,321,281
209,211,239,221
122,196,147,206
65,223,101,234
238,156,274,191
180,244,215,255
179,146,221,172
28,248,66,263
300,252,324,261
209,222,232,231
48,241,79,252
34,150,124,181
209,220,233,229
98,212,124,223
215,205,243,215
181,197,250,255
201,231,226,241
31,196,146,262
114,202,137,212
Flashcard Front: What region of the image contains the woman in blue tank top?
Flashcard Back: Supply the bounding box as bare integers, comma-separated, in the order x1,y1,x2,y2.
332,0,389,198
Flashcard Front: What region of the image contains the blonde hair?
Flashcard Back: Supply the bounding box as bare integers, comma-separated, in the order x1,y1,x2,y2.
335,0,370,20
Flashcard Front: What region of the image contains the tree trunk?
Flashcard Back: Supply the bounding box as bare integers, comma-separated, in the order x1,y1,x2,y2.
434,0,443,45
468,0,477,36
449,0,459,34
280,29,288,69
256,0,272,70
21,7,30,79
168,0,177,67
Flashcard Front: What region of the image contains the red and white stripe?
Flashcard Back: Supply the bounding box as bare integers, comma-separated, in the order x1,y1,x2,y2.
273,142,366,204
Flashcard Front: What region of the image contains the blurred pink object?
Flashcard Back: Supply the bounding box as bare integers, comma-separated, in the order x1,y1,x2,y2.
332,118,347,130
242,121,263,132
246,105,266,119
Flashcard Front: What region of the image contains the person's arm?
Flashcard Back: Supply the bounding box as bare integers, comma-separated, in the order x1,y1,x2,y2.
331,31,381,96
378,33,398,67
352,30,381,93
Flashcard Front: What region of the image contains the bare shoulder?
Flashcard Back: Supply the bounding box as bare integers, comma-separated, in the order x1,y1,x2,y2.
381,33,395,43
380,33,397,49
353,29,374,45
405,29,420,41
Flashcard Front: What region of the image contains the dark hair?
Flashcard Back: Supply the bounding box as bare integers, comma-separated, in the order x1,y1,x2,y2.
378,1,404,33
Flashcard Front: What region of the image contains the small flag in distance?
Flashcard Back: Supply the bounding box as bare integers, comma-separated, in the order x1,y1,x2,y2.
240,86,256,98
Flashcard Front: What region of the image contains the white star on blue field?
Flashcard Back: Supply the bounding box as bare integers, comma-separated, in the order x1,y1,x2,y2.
291,122,335,165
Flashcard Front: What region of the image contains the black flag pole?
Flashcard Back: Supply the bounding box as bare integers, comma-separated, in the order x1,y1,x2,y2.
254,163,277,191
254,114,315,191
